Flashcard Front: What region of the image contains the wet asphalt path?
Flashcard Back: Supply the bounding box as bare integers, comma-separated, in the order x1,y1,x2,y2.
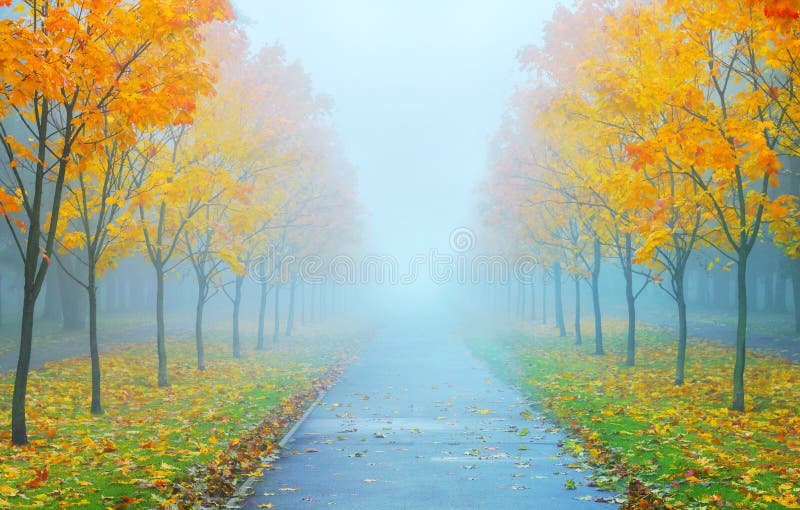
240,327,616,509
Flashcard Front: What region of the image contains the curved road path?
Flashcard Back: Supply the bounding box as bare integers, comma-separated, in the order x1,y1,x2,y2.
240,325,617,509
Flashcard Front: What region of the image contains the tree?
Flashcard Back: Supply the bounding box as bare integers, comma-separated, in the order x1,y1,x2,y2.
624,0,792,410
0,0,230,445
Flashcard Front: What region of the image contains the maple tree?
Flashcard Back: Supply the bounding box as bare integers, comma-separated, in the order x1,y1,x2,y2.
619,0,793,410
54,129,140,414
0,0,230,444
130,126,229,385
484,0,800,409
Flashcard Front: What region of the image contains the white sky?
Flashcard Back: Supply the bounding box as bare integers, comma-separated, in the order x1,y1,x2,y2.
232,0,559,261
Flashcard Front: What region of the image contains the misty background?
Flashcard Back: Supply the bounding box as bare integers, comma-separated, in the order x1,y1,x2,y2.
234,0,557,258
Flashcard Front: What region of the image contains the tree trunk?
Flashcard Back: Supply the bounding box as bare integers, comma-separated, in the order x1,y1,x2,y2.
87,266,102,415
574,278,582,345
257,281,268,350
591,237,604,355
553,262,566,337
731,254,748,412
12,282,36,445
232,274,243,358
674,266,688,385
273,284,281,343
195,280,206,371
156,265,168,387
530,283,536,321
519,279,526,321
286,278,296,337
624,234,636,366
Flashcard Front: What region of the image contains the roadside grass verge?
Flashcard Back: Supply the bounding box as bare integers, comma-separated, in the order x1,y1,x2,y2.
466,319,800,509
0,329,363,509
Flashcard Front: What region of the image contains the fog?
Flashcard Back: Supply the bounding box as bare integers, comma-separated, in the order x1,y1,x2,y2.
234,0,557,300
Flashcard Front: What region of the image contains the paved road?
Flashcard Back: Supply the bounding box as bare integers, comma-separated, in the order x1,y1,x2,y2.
240,325,617,509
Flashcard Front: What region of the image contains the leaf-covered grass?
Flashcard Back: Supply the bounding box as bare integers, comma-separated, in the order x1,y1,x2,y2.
466,319,800,509
0,328,363,509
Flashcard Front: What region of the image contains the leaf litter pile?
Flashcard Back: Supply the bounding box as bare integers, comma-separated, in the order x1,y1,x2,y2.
468,319,800,509
0,332,361,509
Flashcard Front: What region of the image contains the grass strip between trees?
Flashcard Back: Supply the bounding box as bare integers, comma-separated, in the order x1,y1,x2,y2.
466,319,800,510
0,332,362,509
